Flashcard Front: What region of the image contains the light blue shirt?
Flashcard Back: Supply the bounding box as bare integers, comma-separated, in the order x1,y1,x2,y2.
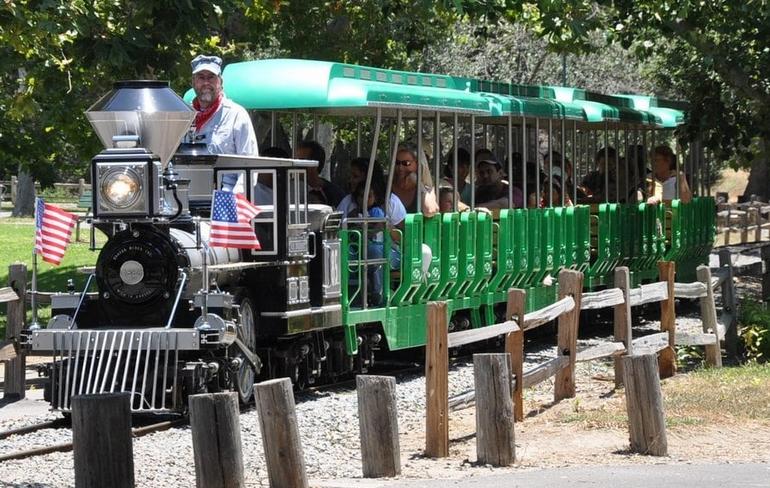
193,96,258,156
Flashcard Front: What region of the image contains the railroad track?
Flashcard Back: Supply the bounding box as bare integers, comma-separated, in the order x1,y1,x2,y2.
0,418,186,462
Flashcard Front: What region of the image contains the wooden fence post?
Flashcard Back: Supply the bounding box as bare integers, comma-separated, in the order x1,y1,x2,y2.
614,267,633,388
657,261,677,378
719,250,739,360
356,375,400,478
72,393,134,488
189,392,244,488
761,245,770,304
425,301,449,458
5,263,27,399
505,288,526,422
474,353,515,466
254,378,308,488
554,269,583,401
696,265,723,368
621,354,668,456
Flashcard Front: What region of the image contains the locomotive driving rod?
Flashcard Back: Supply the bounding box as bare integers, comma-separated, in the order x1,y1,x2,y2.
233,337,262,370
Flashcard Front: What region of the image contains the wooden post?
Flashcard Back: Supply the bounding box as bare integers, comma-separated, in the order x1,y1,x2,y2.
621,354,668,456
613,267,633,388
719,250,739,360
356,375,400,478
752,208,761,242
254,378,308,488
425,301,449,458
5,263,27,399
505,288,526,422
10,175,17,204
657,261,677,378
554,269,583,401
72,393,134,488
189,392,244,488
696,265,723,368
761,245,770,304
78,178,86,197
474,353,515,466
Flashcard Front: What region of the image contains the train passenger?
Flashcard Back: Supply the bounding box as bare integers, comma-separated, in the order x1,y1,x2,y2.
436,185,471,213
540,167,573,207
474,149,523,209
580,147,617,202
296,140,346,207
442,147,473,204
392,143,439,217
646,145,692,204
188,54,258,156
338,162,405,306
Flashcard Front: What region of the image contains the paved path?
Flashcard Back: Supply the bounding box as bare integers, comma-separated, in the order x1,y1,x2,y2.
318,463,770,488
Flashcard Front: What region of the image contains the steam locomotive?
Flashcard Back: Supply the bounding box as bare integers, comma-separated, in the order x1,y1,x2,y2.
22,81,356,412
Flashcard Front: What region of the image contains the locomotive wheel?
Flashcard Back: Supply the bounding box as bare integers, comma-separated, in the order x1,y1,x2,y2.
234,296,258,404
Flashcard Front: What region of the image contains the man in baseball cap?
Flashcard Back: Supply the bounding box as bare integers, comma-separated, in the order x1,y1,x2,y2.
188,54,258,156
474,148,522,209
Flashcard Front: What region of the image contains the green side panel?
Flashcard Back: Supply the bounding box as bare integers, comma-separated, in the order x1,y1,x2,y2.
564,206,576,268
432,212,460,300
533,208,555,285
586,203,611,289
382,303,429,350
525,209,543,287
574,205,591,272
469,212,494,296
488,210,515,293
448,212,478,298
413,214,442,303
510,209,529,287
391,214,424,304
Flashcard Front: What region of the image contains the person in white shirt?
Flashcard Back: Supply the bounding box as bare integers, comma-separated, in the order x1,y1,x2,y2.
188,54,258,156
646,145,692,204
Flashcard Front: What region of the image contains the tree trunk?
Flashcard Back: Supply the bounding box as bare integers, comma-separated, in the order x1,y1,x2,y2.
743,137,770,201
11,165,35,217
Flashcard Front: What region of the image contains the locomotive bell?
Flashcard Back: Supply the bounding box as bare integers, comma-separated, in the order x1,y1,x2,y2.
86,80,195,167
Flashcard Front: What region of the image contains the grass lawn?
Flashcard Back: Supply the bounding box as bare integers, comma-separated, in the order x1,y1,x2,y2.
562,362,770,429
0,218,104,337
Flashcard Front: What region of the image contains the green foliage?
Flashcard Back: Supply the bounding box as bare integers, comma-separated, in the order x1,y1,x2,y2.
0,1,463,186
676,345,705,369
418,19,656,95
740,299,770,362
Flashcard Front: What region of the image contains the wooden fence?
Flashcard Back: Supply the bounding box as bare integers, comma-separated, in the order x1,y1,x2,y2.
1,177,91,204
426,258,738,459
716,199,770,246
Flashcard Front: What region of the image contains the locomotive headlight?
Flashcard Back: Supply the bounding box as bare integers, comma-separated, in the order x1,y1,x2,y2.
102,169,142,209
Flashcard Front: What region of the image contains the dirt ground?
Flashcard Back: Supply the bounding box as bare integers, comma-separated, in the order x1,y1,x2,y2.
393,365,770,481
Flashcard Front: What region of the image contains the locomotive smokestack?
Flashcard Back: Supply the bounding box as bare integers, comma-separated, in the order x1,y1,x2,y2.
86,80,195,167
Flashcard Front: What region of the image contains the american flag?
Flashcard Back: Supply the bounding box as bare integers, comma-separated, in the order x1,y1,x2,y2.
209,190,262,249
35,198,78,266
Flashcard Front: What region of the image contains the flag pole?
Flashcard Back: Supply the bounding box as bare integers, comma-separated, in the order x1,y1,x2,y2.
30,202,41,330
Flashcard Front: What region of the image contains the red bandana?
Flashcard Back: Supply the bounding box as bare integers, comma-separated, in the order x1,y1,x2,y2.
192,92,223,132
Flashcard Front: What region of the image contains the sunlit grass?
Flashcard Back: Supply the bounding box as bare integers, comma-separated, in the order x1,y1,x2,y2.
0,219,104,336
560,363,770,429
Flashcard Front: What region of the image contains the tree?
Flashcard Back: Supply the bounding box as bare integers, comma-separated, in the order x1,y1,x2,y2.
461,1,770,198
418,19,656,95
0,1,464,215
